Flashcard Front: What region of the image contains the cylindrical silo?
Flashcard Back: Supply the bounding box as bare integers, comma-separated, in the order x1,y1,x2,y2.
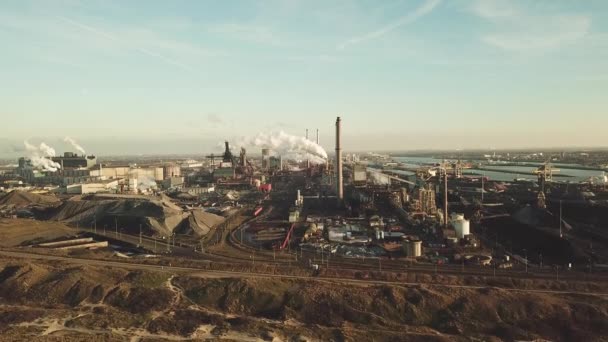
453,218,470,239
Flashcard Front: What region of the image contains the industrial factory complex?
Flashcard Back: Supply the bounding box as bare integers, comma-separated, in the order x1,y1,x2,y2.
1,118,608,285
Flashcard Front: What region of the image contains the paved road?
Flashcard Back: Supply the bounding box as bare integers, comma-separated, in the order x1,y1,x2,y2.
1,249,607,298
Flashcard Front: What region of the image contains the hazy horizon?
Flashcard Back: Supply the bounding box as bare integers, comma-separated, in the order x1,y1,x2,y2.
2,135,608,160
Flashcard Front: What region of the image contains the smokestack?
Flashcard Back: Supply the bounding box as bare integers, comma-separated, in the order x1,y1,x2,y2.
316,129,319,145
336,117,343,204
305,129,310,169
444,171,448,227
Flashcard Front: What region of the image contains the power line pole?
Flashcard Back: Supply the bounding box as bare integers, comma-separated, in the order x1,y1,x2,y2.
559,200,563,238
481,173,484,204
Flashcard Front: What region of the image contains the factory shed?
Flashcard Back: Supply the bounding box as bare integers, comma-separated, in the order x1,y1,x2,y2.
213,168,235,180
66,179,119,194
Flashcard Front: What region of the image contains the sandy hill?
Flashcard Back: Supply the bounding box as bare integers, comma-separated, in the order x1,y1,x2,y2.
48,195,187,237
46,194,222,238
185,209,225,237
0,191,60,209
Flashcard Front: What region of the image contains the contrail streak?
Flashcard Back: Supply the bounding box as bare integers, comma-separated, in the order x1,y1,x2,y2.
57,16,194,71
337,0,441,50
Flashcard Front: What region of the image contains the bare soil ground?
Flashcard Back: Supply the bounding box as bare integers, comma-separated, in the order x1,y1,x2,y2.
0,219,74,247
0,256,607,342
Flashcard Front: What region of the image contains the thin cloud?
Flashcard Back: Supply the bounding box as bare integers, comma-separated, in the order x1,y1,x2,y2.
470,0,591,52
57,16,195,71
471,0,516,19
337,0,441,50
482,16,590,51
209,23,284,46
207,113,224,125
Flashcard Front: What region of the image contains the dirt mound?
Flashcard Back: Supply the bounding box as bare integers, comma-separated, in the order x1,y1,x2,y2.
0,191,59,209
47,195,188,237
0,262,126,307
104,286,173,314
184,209,225,236
176,277,608,342
0,262,174,313
0,219,75,247
2,258,607,342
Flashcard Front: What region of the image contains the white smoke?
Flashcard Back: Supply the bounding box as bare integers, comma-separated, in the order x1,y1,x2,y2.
39,142,56,157
368,170,390,185
282,152,326,165
137,175,158,191
233,131,328,164
64,136,86,155
23,141,61,172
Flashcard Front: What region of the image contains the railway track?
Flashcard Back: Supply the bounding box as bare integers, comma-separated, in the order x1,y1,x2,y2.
209,211,608,282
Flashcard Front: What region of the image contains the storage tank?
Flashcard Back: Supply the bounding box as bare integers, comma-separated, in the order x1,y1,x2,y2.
403,239,422,257
453,216,470,239
154,167,164,181
451,213,465,221
163,164,181,178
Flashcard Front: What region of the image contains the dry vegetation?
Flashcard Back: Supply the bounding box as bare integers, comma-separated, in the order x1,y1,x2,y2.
0,256,607,341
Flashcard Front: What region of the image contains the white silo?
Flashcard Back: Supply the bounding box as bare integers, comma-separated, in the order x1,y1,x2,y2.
451,213,470,239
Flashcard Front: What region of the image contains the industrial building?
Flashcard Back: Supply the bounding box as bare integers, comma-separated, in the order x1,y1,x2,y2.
352,164,367,186
261,149,270,170
269,156,283,171
66,179,119,194
161,176,185,190
51,152,97,169
17,167,102,186
100,166,164,181
213,167,235,180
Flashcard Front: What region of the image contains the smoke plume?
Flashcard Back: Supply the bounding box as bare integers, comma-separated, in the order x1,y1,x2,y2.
137,174,158,191
23,141,61,172
233,131,328,164
368,170,390,185
64,136,86,155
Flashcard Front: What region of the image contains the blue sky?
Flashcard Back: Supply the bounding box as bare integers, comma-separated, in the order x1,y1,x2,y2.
1,0,607,156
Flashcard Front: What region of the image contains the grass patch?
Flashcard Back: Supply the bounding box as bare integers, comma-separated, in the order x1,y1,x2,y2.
128,271,170,289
